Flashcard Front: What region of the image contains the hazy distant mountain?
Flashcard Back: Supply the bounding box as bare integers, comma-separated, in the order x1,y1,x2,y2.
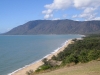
4,19,100,35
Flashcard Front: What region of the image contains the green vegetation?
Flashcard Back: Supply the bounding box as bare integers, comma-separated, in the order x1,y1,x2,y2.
57,34,100,65
35,58,59,73
35,58,52,72
37,60,100,75
26,34,100,75
26,70,34,75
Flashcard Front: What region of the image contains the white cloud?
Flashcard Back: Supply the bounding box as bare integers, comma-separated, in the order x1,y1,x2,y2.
79,13,96,20
42,9,53,14
94,17,100,20
84,7,97,14
42,0,72,19
78,7,97,20
52,18,60,20
73,11,97,21
42,9,53,19
42,0,100,20
44,14,53,19
45,0,72,10
74,0,100,9
74,0,91,8
73,0,100,20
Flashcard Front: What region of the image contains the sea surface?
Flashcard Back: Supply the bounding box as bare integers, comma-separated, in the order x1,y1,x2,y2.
0,35,82,75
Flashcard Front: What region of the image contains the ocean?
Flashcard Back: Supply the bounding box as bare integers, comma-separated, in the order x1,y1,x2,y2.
0,35,82,75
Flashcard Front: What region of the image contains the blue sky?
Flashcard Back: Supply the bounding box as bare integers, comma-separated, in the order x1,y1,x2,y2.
0,0,100,33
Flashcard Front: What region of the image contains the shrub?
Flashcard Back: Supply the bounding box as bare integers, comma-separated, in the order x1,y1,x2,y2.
79,51,89,63
26,70,34,75
88,50,100,61
64,54,79,64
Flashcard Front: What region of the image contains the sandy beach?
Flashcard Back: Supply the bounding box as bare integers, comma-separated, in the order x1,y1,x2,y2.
11,39,73,75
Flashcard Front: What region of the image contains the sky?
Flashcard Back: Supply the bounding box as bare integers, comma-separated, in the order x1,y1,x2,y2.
0,0,100,33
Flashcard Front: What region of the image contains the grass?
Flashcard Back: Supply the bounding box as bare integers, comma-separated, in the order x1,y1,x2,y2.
27,34,100,75
36,60,100,75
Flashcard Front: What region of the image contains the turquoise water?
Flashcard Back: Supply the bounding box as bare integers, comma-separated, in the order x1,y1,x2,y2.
0,35,82,75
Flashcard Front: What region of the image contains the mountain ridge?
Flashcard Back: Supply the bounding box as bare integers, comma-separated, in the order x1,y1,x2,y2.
4,19,100,35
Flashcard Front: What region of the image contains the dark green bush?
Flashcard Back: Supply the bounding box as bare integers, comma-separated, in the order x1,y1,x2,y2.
35,34,100,72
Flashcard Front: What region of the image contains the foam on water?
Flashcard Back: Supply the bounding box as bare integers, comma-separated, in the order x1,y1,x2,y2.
8,40,70,75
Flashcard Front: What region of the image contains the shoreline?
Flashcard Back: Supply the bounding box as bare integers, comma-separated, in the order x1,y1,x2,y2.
9,39,74,75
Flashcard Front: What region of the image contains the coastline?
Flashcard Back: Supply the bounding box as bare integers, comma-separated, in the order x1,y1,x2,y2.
9,39,73,75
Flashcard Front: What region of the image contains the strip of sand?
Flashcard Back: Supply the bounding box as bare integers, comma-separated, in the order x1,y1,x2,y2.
11,39,73,75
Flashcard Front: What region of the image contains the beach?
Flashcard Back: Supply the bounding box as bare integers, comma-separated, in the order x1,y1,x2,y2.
10,39,73,75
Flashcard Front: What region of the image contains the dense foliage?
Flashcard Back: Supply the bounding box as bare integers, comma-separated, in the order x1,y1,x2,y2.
53,34,100,65
35,58,52,72
26,34,100,75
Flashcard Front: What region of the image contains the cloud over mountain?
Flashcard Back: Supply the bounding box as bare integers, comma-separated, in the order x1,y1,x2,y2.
42,0,100,20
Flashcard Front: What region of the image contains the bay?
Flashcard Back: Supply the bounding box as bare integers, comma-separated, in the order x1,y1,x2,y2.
0,35,82,75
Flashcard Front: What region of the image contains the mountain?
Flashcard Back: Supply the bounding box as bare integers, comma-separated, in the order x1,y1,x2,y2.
4,19,100,35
